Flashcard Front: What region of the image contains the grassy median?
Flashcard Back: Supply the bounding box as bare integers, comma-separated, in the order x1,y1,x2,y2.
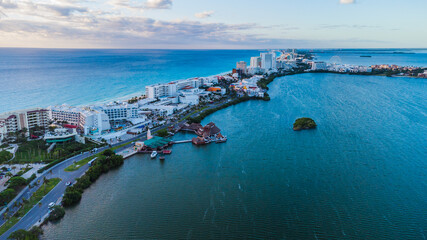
65,142,133,172
0,178,61,235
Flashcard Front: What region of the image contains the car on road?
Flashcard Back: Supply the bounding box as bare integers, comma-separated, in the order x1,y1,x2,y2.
48,202,55,209
66,181,72,186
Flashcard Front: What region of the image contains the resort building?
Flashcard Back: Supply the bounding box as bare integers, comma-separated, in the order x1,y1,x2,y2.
49,105,111,135
98,103,138,123
145,77,218,99
44,127,78,143
250,57,261,68
0,120,6,142
261,52,276,70
311,61,328,70
236,61,247,73
0,108,49,136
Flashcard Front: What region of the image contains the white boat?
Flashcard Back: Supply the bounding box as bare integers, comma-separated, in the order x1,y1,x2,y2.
150,151,158,158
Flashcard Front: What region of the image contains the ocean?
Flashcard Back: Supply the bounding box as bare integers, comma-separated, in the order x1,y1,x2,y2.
1,48,426,113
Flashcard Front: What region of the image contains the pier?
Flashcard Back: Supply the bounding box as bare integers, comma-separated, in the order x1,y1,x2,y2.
171,140,192,144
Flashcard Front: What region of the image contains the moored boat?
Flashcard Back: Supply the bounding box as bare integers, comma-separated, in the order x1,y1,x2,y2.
163,150,172,154
215,133,227,143
150,151,158,158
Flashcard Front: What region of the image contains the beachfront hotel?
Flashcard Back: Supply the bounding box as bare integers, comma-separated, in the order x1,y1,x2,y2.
49,105,111,135
95,102,138,123
0,108,49,136
261,52,277,70
145,77,218,99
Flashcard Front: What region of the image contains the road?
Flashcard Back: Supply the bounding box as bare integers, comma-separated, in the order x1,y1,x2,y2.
0,99,230,239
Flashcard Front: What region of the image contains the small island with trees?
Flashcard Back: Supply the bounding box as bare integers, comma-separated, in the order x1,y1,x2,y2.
293,118,317,131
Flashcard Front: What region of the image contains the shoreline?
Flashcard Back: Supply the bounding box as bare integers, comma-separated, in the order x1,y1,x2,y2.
2,63,425,238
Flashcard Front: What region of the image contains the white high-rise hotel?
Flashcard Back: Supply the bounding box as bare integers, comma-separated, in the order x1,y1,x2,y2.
261,52,276,70
250,57,261,68
49,105,111,135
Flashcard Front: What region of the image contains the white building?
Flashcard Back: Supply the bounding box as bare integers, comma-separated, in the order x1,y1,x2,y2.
312,62,328,70
0,120,6,142
49,105,111,135
80,110,111,135
145,83,177,99
98,103,138,122
236,61,247,73
247,67,265,75
0,108,49,136
261,52,276,70
250,57,261,68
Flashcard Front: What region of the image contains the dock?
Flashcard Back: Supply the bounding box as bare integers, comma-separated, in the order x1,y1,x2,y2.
171,140,192,144
117,148,138,159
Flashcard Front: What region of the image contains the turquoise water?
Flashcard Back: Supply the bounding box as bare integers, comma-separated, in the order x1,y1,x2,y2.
1,48,426,113
0,49,260,113
41,73,427,239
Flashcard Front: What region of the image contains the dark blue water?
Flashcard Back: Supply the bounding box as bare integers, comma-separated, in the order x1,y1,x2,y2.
41,73,427,239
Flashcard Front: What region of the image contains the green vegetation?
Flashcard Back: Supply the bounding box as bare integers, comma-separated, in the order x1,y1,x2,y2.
7,177,27,190
15,167,32,177
0,150,13,163
26,174,37,185
64,141,131,172
47,205,65,222
0,143,10,149
37,141,100,173
156,129,169,138
188,96,255,124
0,178,60,236
14,140,97,164
62,151,124,207
293,118,317,131
0,173,36,207
8,226,43,240
256,73,287,90
0,189,16,206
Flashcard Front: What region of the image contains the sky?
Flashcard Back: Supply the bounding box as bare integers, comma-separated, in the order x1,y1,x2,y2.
0,0,426,49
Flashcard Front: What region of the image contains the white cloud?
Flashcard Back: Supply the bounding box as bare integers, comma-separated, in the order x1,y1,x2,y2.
145,0,172,9
195,10,214,19
340,0,355,4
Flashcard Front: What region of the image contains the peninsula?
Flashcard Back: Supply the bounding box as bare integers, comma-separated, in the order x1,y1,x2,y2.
0,49,426,240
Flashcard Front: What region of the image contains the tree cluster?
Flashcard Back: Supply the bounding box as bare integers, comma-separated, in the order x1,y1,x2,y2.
188,96,253,124
0,150,13,163
47,205,66,222
8,226,43,240
62,150,124,207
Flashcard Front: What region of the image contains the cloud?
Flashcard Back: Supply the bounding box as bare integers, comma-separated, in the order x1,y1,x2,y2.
0,0,87,18
145,0,172,9
339,0,355,4
195,10,214,19
0,0,17,9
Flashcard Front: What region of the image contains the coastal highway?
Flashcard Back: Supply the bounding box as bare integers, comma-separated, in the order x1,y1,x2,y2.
0,99,230,239
0,135,143,240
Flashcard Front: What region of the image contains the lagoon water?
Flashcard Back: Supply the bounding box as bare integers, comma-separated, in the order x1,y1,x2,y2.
41,73,427,239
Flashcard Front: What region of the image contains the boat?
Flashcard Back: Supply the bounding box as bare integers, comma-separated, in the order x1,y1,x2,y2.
360,55,372,58
163,150,172,154
215,133,227,143
150,151,158,158
159,156,165,160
